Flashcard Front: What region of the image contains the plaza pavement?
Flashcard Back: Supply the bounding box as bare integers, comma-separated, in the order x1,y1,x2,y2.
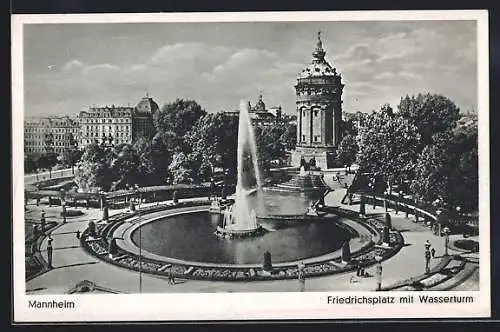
24,168,73,185
25,187,477,294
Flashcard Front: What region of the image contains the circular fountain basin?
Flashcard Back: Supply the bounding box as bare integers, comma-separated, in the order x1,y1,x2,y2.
130,210,353,265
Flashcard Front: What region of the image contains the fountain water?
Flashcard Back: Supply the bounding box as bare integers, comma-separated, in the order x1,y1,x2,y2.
216,100,263,237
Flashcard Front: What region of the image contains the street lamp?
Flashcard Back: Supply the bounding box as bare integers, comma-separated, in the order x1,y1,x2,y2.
135,184,142,293
424,240,431,274
297,261,305,292
375,255,383,291
435,209,442,236
98,190,105,211
455,206,461,221
443,226,451,256
60,188,67,223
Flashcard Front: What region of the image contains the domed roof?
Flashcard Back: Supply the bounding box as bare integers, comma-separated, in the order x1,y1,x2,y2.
254,94,266,111
298,32,339,79
135,95,159,114
298,61,337,79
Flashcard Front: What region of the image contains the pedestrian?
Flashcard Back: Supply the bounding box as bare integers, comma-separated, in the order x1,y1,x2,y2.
209,178,216,201
431,247,436,258
40,210,46,233
168,270,175,285
47,236,54,269
298,262,306,292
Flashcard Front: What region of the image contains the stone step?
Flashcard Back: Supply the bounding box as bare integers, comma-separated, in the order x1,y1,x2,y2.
429,263,478,291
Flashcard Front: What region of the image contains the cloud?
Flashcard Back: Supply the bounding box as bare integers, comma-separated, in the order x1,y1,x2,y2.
334,26,477,113
62,60,84,72
151,42,231,65
24,22,477,118
336,44,380,63
82,63,120,75
200,48,301,107
205,48,278,83
130,64,147,71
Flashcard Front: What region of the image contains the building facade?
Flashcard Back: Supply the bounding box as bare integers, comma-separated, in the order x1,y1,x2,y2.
78,95,158,149
24,116,79,156
291,32,344,169
223,95,283,126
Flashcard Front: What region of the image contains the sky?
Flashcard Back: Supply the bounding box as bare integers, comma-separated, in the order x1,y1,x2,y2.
23,20,477,117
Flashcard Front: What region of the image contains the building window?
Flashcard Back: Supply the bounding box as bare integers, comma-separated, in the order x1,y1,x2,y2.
302,135,306,141
314,110,319,116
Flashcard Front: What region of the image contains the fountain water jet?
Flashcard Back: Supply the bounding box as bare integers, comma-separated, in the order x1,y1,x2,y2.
216,100,264,238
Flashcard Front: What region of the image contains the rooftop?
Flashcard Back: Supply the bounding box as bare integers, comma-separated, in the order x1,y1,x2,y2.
297,32,340,79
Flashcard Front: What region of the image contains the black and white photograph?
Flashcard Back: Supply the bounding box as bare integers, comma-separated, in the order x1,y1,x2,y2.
12,10,490,321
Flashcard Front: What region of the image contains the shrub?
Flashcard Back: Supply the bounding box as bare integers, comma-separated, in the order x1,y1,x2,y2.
60,209,84,217
454,239,479,252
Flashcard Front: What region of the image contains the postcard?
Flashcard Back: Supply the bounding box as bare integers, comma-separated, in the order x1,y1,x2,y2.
12,10,490,322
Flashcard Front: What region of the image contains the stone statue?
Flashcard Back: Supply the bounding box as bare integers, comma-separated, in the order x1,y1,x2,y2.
299,165,307,176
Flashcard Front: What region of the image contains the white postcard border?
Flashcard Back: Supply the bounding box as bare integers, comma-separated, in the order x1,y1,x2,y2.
12,10,491,322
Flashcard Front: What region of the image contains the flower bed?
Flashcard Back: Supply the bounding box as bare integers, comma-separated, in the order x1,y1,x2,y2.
453,239,479,252
61,209,84,217
25,221,59,280
81,200,405,281
26,255,44,280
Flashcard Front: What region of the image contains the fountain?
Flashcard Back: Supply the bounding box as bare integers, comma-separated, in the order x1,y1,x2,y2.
123,99,351,265
215,100,265,238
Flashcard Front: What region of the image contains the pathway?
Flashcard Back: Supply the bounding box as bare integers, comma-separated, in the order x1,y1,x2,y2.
26,189,478,294
24,168,73,185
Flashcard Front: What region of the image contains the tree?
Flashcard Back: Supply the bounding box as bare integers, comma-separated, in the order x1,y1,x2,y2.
109,144,140,190
36,152,59,170
411,122,478,211
154,99,206,151
336,134,358,168
411,133,452,202
133,137,156,185
185,112,239,177
380,103,394,117
279,121,297,151
24,154,37,173
356,111,420,193
448,123,478,210
61,148,83,174
74,143,113,192
78,142,107,164
255,125,286,172
36,152,59,178
342,111,369,137
168,152,194,184
128,133,177,185
254,120,297,171
74,161,110,192
398,93,460,149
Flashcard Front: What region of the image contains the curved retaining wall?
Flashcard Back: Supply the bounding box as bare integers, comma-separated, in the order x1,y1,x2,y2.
81,201,405,282
358,192,440,222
